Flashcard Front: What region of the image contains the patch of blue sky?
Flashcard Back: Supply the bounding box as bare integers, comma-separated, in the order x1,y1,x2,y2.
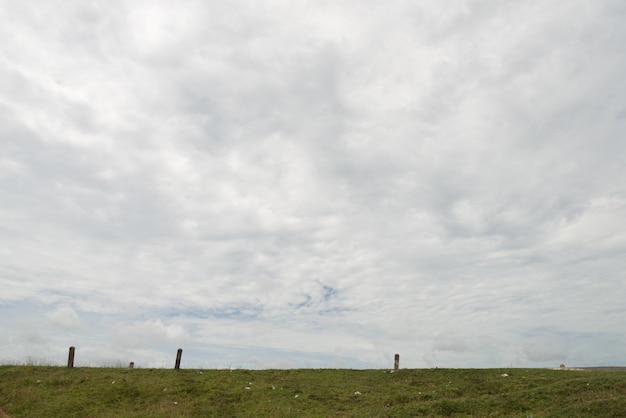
292,294,313,309
321,283,337,301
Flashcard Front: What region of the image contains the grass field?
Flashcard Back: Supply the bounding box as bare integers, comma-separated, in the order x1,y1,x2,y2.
1,366,626,417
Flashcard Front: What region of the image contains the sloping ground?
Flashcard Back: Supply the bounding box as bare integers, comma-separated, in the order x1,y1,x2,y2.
1,366,626,417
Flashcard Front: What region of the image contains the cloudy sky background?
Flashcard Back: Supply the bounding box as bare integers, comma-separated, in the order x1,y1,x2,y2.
1,0,625,369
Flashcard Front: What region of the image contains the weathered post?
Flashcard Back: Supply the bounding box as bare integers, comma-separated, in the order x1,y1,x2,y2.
67,346,75,368
174,348,183,370
129,362,134,369
394,353,399,372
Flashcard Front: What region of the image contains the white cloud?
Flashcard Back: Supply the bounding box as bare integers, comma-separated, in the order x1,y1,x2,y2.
1,0,625,368
112,320,189,349
46,307,87,333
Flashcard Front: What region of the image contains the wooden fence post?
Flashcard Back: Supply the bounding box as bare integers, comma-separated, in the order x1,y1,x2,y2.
174,348,183,370
394,353,399,372
67,346,75,368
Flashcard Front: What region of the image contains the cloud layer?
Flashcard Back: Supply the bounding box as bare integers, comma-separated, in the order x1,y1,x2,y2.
2,0,626,368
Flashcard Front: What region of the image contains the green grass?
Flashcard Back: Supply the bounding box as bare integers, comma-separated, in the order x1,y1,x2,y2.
1,366,626,417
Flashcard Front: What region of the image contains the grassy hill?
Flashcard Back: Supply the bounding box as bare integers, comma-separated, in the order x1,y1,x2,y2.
1,366,626,417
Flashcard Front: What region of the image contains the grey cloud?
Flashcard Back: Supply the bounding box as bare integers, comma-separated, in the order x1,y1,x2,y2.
16,319,48,344
523,335,567,363
433,332,469,353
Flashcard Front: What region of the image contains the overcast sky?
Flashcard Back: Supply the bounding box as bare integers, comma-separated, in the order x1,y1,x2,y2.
1,0,626,369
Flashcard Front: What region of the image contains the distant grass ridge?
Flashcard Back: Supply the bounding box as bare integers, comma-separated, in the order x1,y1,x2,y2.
1,366,626,417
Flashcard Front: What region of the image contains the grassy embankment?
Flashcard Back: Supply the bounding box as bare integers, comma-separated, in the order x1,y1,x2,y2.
1,366,626,417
